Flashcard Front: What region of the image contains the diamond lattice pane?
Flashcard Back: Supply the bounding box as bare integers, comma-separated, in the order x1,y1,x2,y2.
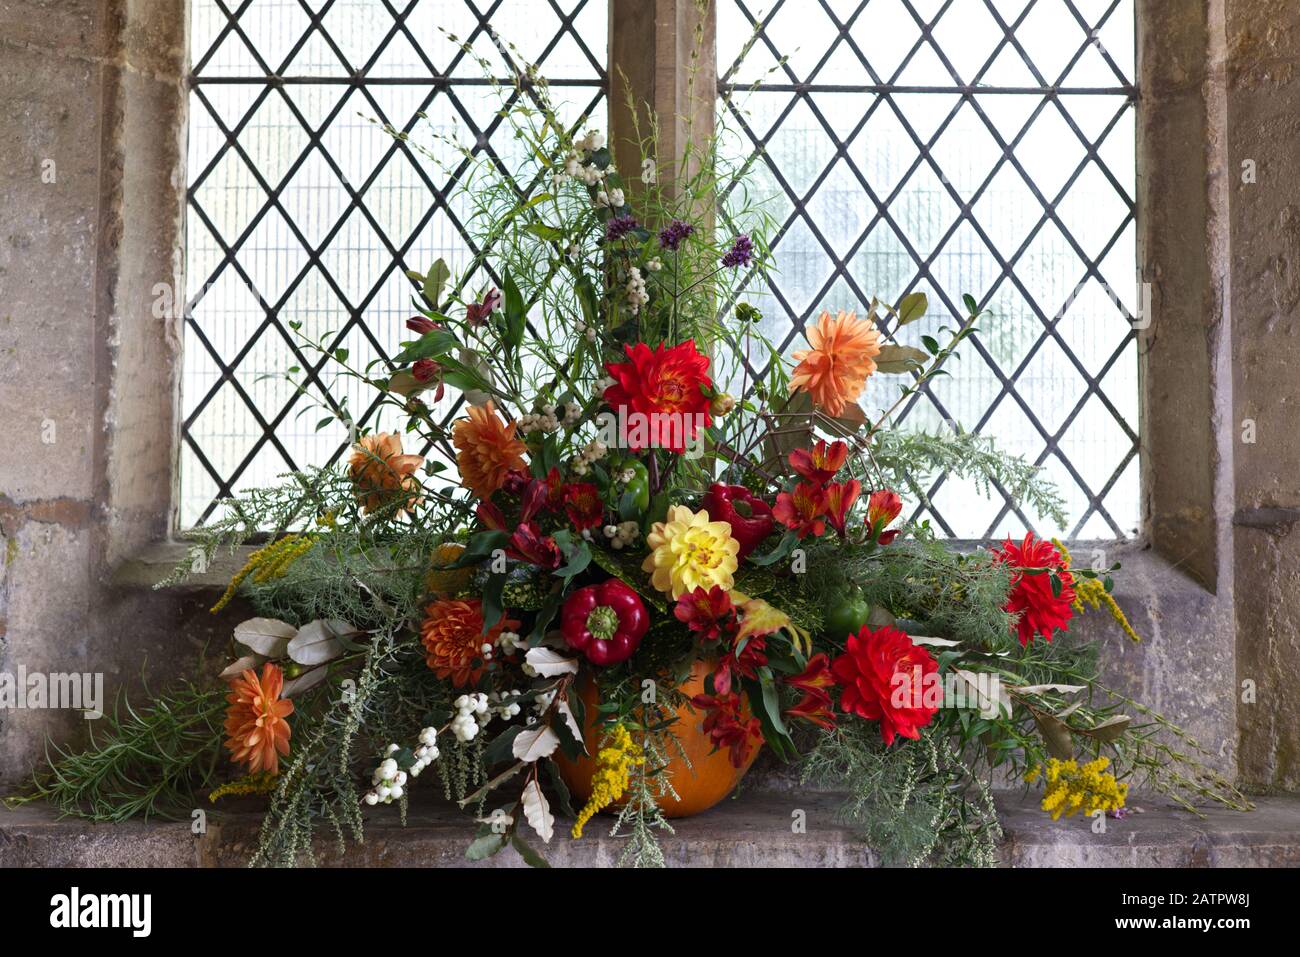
718,0,1138,539
183,0,608,525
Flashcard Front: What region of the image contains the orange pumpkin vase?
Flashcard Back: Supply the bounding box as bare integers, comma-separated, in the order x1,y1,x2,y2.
554,659,761,819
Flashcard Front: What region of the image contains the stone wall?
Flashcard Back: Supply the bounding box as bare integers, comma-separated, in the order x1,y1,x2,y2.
0,0,1297,792
0,0,201,786
1224,0,1300,789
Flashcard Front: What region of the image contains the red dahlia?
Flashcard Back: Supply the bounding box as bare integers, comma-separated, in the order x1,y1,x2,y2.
989,531,1075,646
603,340,713,453
830,625,939,746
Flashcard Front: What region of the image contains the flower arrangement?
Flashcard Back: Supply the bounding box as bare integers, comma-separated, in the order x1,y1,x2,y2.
18,49,1248,868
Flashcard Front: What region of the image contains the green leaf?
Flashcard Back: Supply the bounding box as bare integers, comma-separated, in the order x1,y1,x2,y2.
544,759,577,815
502,269,526,351
528,589,563,645
525,222,565,242
482,572,508,631
511,833,552,868
422,258,451,306
465,831,508,861
448,530,510,568
896,291,928,325
392,327,460,365
576,274,600,329
750,530,799,567
742,676,795,761
483,725,523,766
618,485,642,522
962,293,979,316
553,539,591,582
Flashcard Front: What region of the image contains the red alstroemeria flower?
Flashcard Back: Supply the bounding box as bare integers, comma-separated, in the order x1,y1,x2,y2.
690,692,764,769
563,482,604,532
773,482,828,539
465,287,502,326
714,635,767,696
784,653,836,729
673,585,736,643
406,315,443,335
543,466,565,510
506,522,561,570
502,469,532,496
786,652,836,697
603,340,713,453
788,439,848,485
519,477,550,523
831,625,939,746
787,692,837,730
824,479,862,537
866,488,903,544
989,531,1075,646
412,358,438,382
476,500,508,531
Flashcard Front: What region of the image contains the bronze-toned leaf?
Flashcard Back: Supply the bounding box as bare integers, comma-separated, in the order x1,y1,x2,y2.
233,617,295,657
282,666,329,698
386,370,433,398
1032,709,1074,759
874,344,929,373
287,619,353,666
220,653,266,679
896,291,928,326
1081,714,1131,742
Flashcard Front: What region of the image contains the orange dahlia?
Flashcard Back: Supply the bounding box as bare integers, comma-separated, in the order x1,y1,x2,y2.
348,432,424,514
420,598,521,687
223,663,294,775
452,402,527,499
788,309,882,416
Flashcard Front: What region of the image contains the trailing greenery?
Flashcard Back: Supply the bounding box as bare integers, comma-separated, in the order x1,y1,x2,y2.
801,721,1002,867
6,682,227,822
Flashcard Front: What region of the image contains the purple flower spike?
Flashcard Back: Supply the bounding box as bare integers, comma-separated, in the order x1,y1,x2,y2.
658,218,695,250
722,233,755,268
605,214,640,243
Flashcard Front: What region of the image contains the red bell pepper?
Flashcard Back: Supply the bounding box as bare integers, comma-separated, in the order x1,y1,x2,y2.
702,483,775,559
559,579,649,666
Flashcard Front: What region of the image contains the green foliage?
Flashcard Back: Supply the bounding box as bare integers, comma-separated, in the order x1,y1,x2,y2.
870,427,1069,531
800,722,1002,867
8,682,227,822
610,727,680,868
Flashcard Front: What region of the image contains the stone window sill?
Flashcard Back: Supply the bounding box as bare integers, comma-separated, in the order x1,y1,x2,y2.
3,791,1298,868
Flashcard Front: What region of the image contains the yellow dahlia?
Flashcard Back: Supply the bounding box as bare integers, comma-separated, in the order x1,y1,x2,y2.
642,505,741,599
452,401,527,499
788,309,882,416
